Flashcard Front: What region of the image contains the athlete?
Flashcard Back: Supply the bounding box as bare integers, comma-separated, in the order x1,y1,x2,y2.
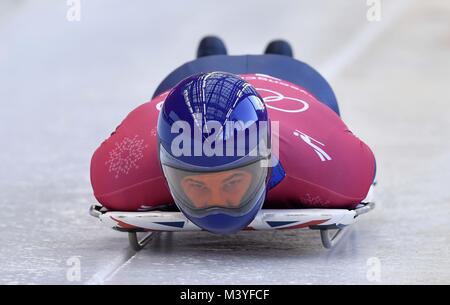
90,37,376,234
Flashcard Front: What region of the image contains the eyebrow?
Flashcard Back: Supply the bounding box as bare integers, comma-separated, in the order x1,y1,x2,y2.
222,173,244,183
184,178,206,186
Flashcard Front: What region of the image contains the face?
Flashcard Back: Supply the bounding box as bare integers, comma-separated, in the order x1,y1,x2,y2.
180,170,253,209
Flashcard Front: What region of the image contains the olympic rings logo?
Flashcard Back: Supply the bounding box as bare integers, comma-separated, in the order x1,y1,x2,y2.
257,88,309,113
155,88,310,113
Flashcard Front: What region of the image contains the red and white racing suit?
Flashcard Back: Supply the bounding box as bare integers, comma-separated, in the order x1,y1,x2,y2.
90,74,376,211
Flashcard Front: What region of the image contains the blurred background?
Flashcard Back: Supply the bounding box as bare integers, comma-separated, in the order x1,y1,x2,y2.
0,0,449,284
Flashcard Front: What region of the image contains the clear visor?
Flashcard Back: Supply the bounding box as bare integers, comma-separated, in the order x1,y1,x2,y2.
161,160,268,217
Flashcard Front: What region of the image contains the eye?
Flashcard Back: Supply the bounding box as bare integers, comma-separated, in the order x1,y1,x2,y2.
189,182,206,190
223,179,242,192
183,178,207,191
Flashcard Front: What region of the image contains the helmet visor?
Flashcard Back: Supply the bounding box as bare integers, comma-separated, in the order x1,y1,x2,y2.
161,160,268,217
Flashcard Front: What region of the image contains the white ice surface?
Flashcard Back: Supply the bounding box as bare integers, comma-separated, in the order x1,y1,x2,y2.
0,0,449,284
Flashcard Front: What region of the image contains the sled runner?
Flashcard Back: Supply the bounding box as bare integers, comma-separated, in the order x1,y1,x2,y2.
89,184,376,251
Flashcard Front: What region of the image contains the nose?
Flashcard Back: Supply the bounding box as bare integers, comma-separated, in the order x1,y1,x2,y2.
208,187,225,207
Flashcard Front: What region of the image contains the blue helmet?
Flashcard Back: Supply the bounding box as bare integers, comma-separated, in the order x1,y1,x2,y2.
157,72,271,234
